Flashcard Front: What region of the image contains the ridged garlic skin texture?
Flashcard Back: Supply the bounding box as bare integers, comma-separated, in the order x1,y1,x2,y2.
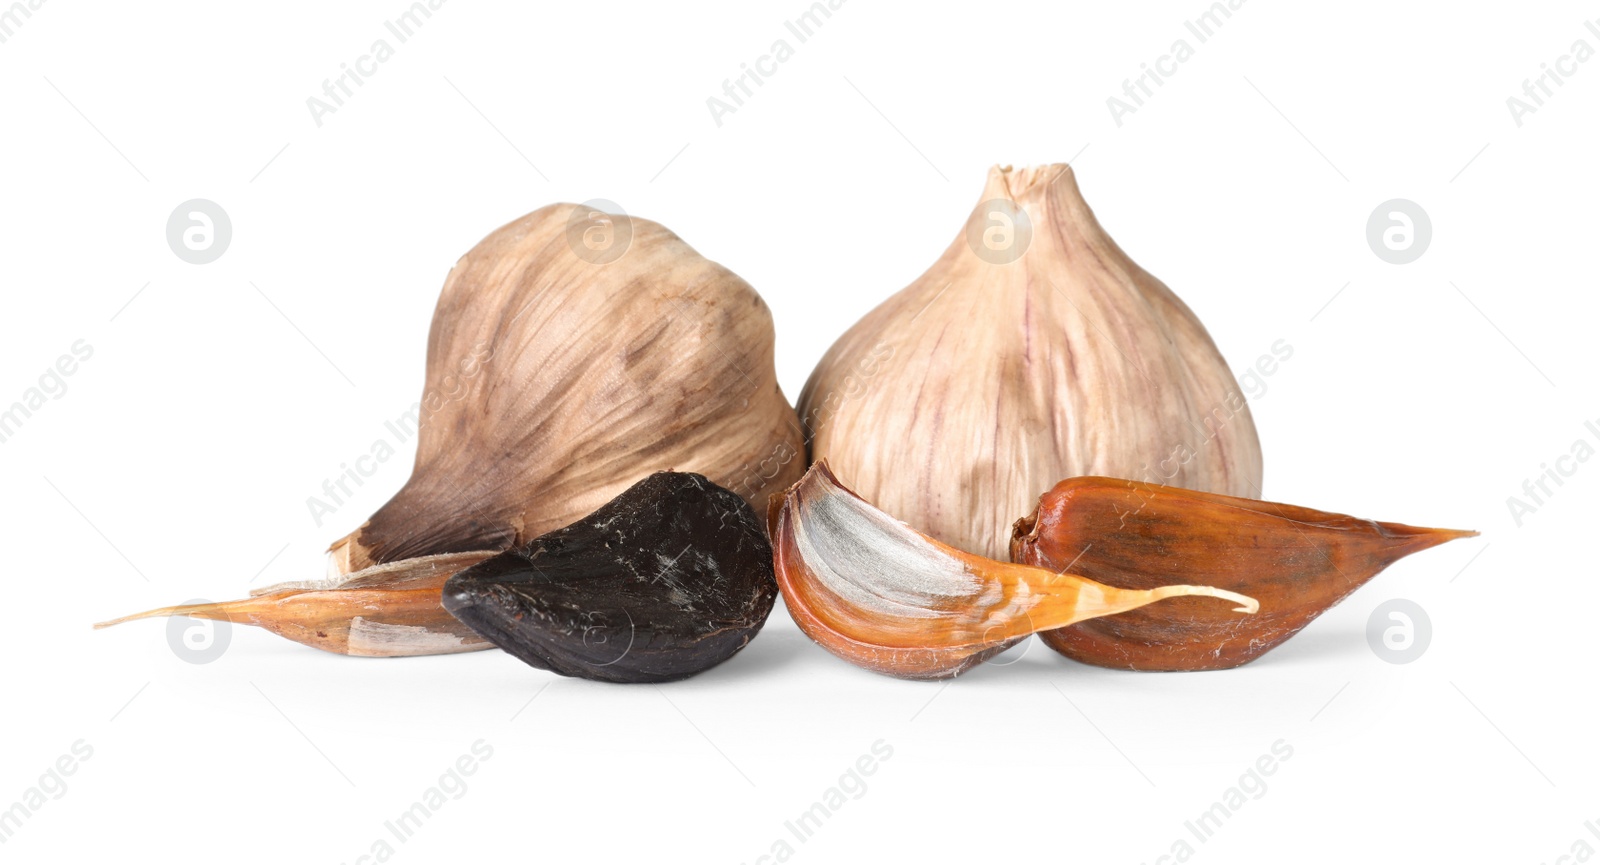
799,165,1263,559
334,203,805,573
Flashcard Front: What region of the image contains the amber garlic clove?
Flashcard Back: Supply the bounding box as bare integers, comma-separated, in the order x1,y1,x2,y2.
1010,477,1478,671
771,462,1257,680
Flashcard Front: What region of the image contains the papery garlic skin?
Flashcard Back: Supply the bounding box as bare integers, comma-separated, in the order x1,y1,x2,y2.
95,552,497,657
799,165,1263,559
332,203,805,574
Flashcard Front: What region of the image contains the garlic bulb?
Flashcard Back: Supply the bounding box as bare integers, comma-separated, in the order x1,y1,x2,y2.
333,202,805,573
100,203,804,656
799,164,1263,559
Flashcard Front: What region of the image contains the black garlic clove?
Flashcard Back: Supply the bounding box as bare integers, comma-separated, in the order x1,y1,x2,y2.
441,472,777,684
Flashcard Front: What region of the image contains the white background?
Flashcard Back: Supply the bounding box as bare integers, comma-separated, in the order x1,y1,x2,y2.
2,1,1595,862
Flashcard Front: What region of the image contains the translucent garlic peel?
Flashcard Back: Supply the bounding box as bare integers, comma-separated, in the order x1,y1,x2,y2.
93,552,497,657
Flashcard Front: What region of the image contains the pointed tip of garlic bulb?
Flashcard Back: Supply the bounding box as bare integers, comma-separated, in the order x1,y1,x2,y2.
987,162,1077,195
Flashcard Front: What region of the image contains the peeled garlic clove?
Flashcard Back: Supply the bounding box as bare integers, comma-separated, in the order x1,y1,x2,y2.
800,164,1262,560
94,552,496,656
335,203,804,573
771,462,1257,680
1011,478,1477,671
442,472,776,684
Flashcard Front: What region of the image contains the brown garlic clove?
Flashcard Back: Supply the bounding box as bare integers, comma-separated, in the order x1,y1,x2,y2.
799,164,1262,561
770,462,1257,680
1010,477,1477,671
94,552,496,656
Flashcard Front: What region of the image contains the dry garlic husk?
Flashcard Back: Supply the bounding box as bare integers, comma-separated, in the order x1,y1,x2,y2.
100,204,805,656
95,553,497,656
799,164,1263,560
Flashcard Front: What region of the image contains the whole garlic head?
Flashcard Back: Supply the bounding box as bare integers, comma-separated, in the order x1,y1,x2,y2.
799,164,1263,560
332,203,805,574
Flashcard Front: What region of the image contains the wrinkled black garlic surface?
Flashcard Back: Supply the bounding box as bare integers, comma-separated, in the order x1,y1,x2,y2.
441,472,777,683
